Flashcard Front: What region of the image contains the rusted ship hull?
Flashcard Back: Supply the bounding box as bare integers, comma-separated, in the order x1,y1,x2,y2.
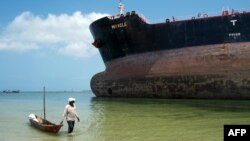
91,42,250,99
90,10,250,99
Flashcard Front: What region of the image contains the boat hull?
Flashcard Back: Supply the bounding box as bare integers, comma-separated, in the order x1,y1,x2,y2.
29,115,63,133
91,42,250,99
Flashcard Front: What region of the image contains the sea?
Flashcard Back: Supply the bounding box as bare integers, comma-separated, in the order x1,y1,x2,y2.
0,91,250,141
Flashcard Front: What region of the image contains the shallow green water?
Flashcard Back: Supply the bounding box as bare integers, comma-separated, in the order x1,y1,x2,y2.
0,91,250,141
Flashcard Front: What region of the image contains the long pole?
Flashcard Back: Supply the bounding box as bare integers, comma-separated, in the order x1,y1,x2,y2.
43,86,46,120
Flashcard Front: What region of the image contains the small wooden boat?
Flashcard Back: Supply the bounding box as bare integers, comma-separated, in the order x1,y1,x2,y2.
29,114,63,133
29,87,63,133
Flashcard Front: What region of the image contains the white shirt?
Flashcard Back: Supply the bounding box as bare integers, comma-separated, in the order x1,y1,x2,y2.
63,104,78,121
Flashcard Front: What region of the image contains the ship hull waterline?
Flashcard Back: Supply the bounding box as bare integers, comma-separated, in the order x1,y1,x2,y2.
91,42,250,99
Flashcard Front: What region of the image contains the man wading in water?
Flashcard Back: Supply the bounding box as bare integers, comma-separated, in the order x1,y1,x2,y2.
61,97,80,134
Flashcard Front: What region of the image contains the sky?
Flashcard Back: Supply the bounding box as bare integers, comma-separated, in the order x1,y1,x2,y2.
0,0,249,91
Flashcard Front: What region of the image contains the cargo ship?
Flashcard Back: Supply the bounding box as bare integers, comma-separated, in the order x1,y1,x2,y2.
90,2,250,99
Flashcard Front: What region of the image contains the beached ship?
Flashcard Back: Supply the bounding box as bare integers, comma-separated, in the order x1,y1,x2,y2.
90,2,250,99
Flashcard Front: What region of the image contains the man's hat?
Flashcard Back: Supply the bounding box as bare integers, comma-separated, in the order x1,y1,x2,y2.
68,97,76,102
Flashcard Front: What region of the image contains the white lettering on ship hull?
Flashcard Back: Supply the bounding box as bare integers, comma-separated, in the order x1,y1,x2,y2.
229,33,241,39
111,22,128,29
230,20,238,26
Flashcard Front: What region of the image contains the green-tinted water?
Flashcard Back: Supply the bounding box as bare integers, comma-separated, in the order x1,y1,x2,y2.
0,91,250,141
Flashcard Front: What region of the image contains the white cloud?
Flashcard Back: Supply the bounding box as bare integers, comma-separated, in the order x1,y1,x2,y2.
0,11,109,57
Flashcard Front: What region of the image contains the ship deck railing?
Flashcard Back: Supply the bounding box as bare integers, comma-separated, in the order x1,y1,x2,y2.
151,8,250,25
108,11,149,23
108,8,250,25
